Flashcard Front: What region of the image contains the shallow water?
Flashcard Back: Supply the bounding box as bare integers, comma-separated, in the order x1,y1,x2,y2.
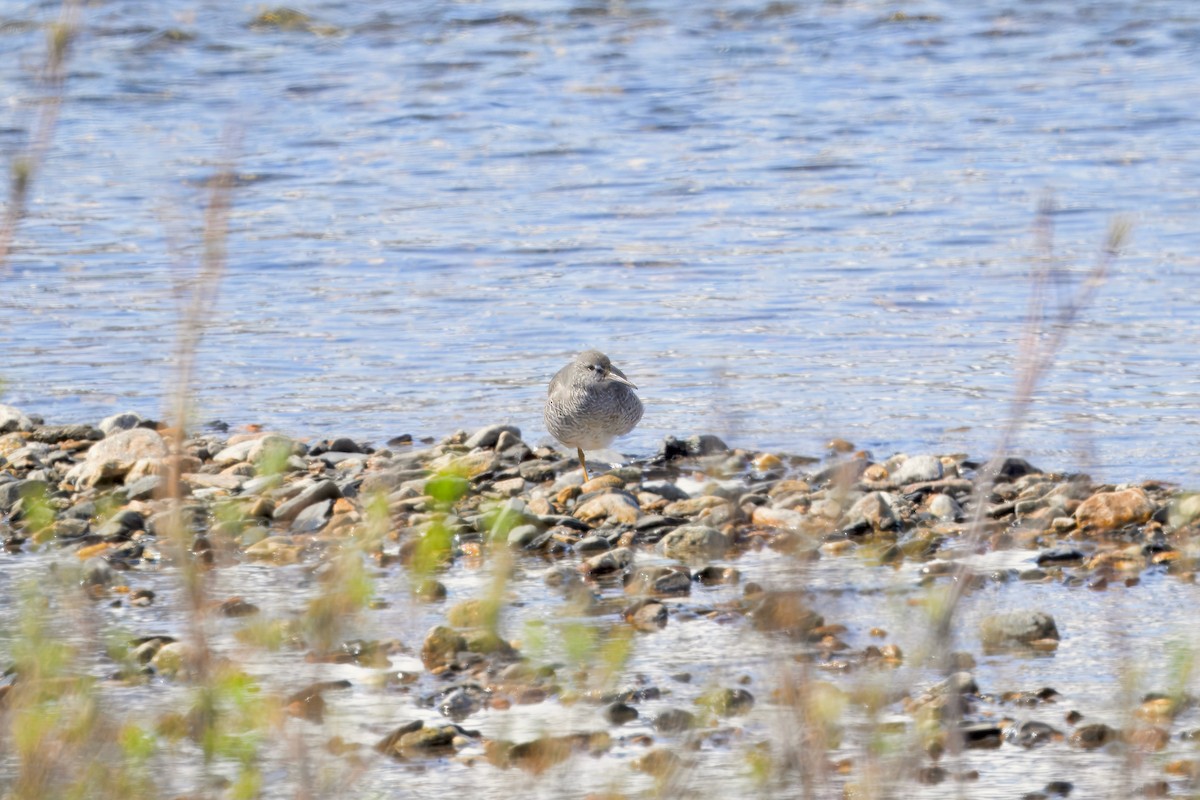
1,0,1198,485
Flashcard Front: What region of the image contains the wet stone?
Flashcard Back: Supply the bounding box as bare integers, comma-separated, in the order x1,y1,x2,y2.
1069,723,1118,749
659,525,729,560
604,702,639,726
980,610,1059,650
653,708,697,733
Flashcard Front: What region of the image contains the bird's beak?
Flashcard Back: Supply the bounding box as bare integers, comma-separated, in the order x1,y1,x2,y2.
606,367,638,390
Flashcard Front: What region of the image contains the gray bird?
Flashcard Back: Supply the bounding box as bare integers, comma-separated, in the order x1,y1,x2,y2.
544,350,643,482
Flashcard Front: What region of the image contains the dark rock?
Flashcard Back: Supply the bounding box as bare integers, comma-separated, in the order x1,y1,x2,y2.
694,565,740,585
960,723,1003,749
1005,720,1061,748
641,481,691,502
98,412,144,437
623,598,667,631
604,702,638,725
658,434,729,460
1036,548,1085,567
29,424,102,443
375,720,425,754
1068,723,1118,749
977,457,1042,482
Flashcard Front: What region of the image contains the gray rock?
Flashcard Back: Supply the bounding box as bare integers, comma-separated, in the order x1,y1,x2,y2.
29,424,102,443
125,475,162,502
0,479,46,512
659,525,729,560
641,481,690,502
576,535,611,554
926,493,963,522
465,424,521,450
82,557,116,587
273,480,341,523
98,411,144,437
980,610,1059,649
65,427,168,488
892,455,943,484
604,702,638,725
0,404,34,434
653,709,697,733
291,499,332,533
581,546,634,576
845,491,898,530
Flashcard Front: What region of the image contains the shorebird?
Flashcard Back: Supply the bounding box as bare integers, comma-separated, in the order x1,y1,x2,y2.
544,350,643,482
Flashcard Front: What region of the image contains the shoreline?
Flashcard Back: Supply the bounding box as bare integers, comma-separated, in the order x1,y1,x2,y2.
2,402,1199,797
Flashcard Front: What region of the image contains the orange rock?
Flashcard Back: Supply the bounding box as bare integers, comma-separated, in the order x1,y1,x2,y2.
1074,488,1154,531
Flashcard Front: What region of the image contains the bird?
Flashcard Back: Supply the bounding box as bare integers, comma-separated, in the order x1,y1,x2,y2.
544,350,643,483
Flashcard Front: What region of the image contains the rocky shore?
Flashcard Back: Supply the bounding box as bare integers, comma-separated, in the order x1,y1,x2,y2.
2,401,1199,798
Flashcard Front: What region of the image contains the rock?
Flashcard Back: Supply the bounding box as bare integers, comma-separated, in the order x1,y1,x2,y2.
662,496,728,517
659,434,729,460
750,506,807,531
960,723,1003,749
66,427,168,488
1036,547,1085,567
1069,722,1118,749
273,480,341,523
151,642,188,678
748,591,824,638
291,499,332,533
212,433,296,468
926,493,962,522
1075,488,1154,531
1005,720,1062,748
892,455,943,484
624,598,667,631
700,687,755,716
625,565,691,596
653,708,697,733
573,492,641,526
580,547,634,576
397,725,458,753
659,525,728,560
980,610,1059,650
604,702,638,725
1169,494,1200,529
0,479,46,513
98,412,145,437
844,492,897,530
82,556,116,587
421,626,468,670
29,424,102,443
978,457,1042,481
0,404,34,433
465,424,521,450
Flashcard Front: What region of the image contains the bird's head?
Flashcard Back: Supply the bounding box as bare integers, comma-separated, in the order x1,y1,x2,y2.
575,349,637,389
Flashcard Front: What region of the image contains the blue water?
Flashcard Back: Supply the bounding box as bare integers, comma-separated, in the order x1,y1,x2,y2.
3,0,1199,484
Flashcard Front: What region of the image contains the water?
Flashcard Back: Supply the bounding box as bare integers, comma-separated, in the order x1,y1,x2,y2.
3,0,1199,484
2,5,1200,791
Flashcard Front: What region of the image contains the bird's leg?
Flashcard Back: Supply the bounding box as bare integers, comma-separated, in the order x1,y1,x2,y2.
576,447,590,483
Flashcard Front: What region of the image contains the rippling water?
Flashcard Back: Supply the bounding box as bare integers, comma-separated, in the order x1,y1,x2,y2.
3,0,1199,483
